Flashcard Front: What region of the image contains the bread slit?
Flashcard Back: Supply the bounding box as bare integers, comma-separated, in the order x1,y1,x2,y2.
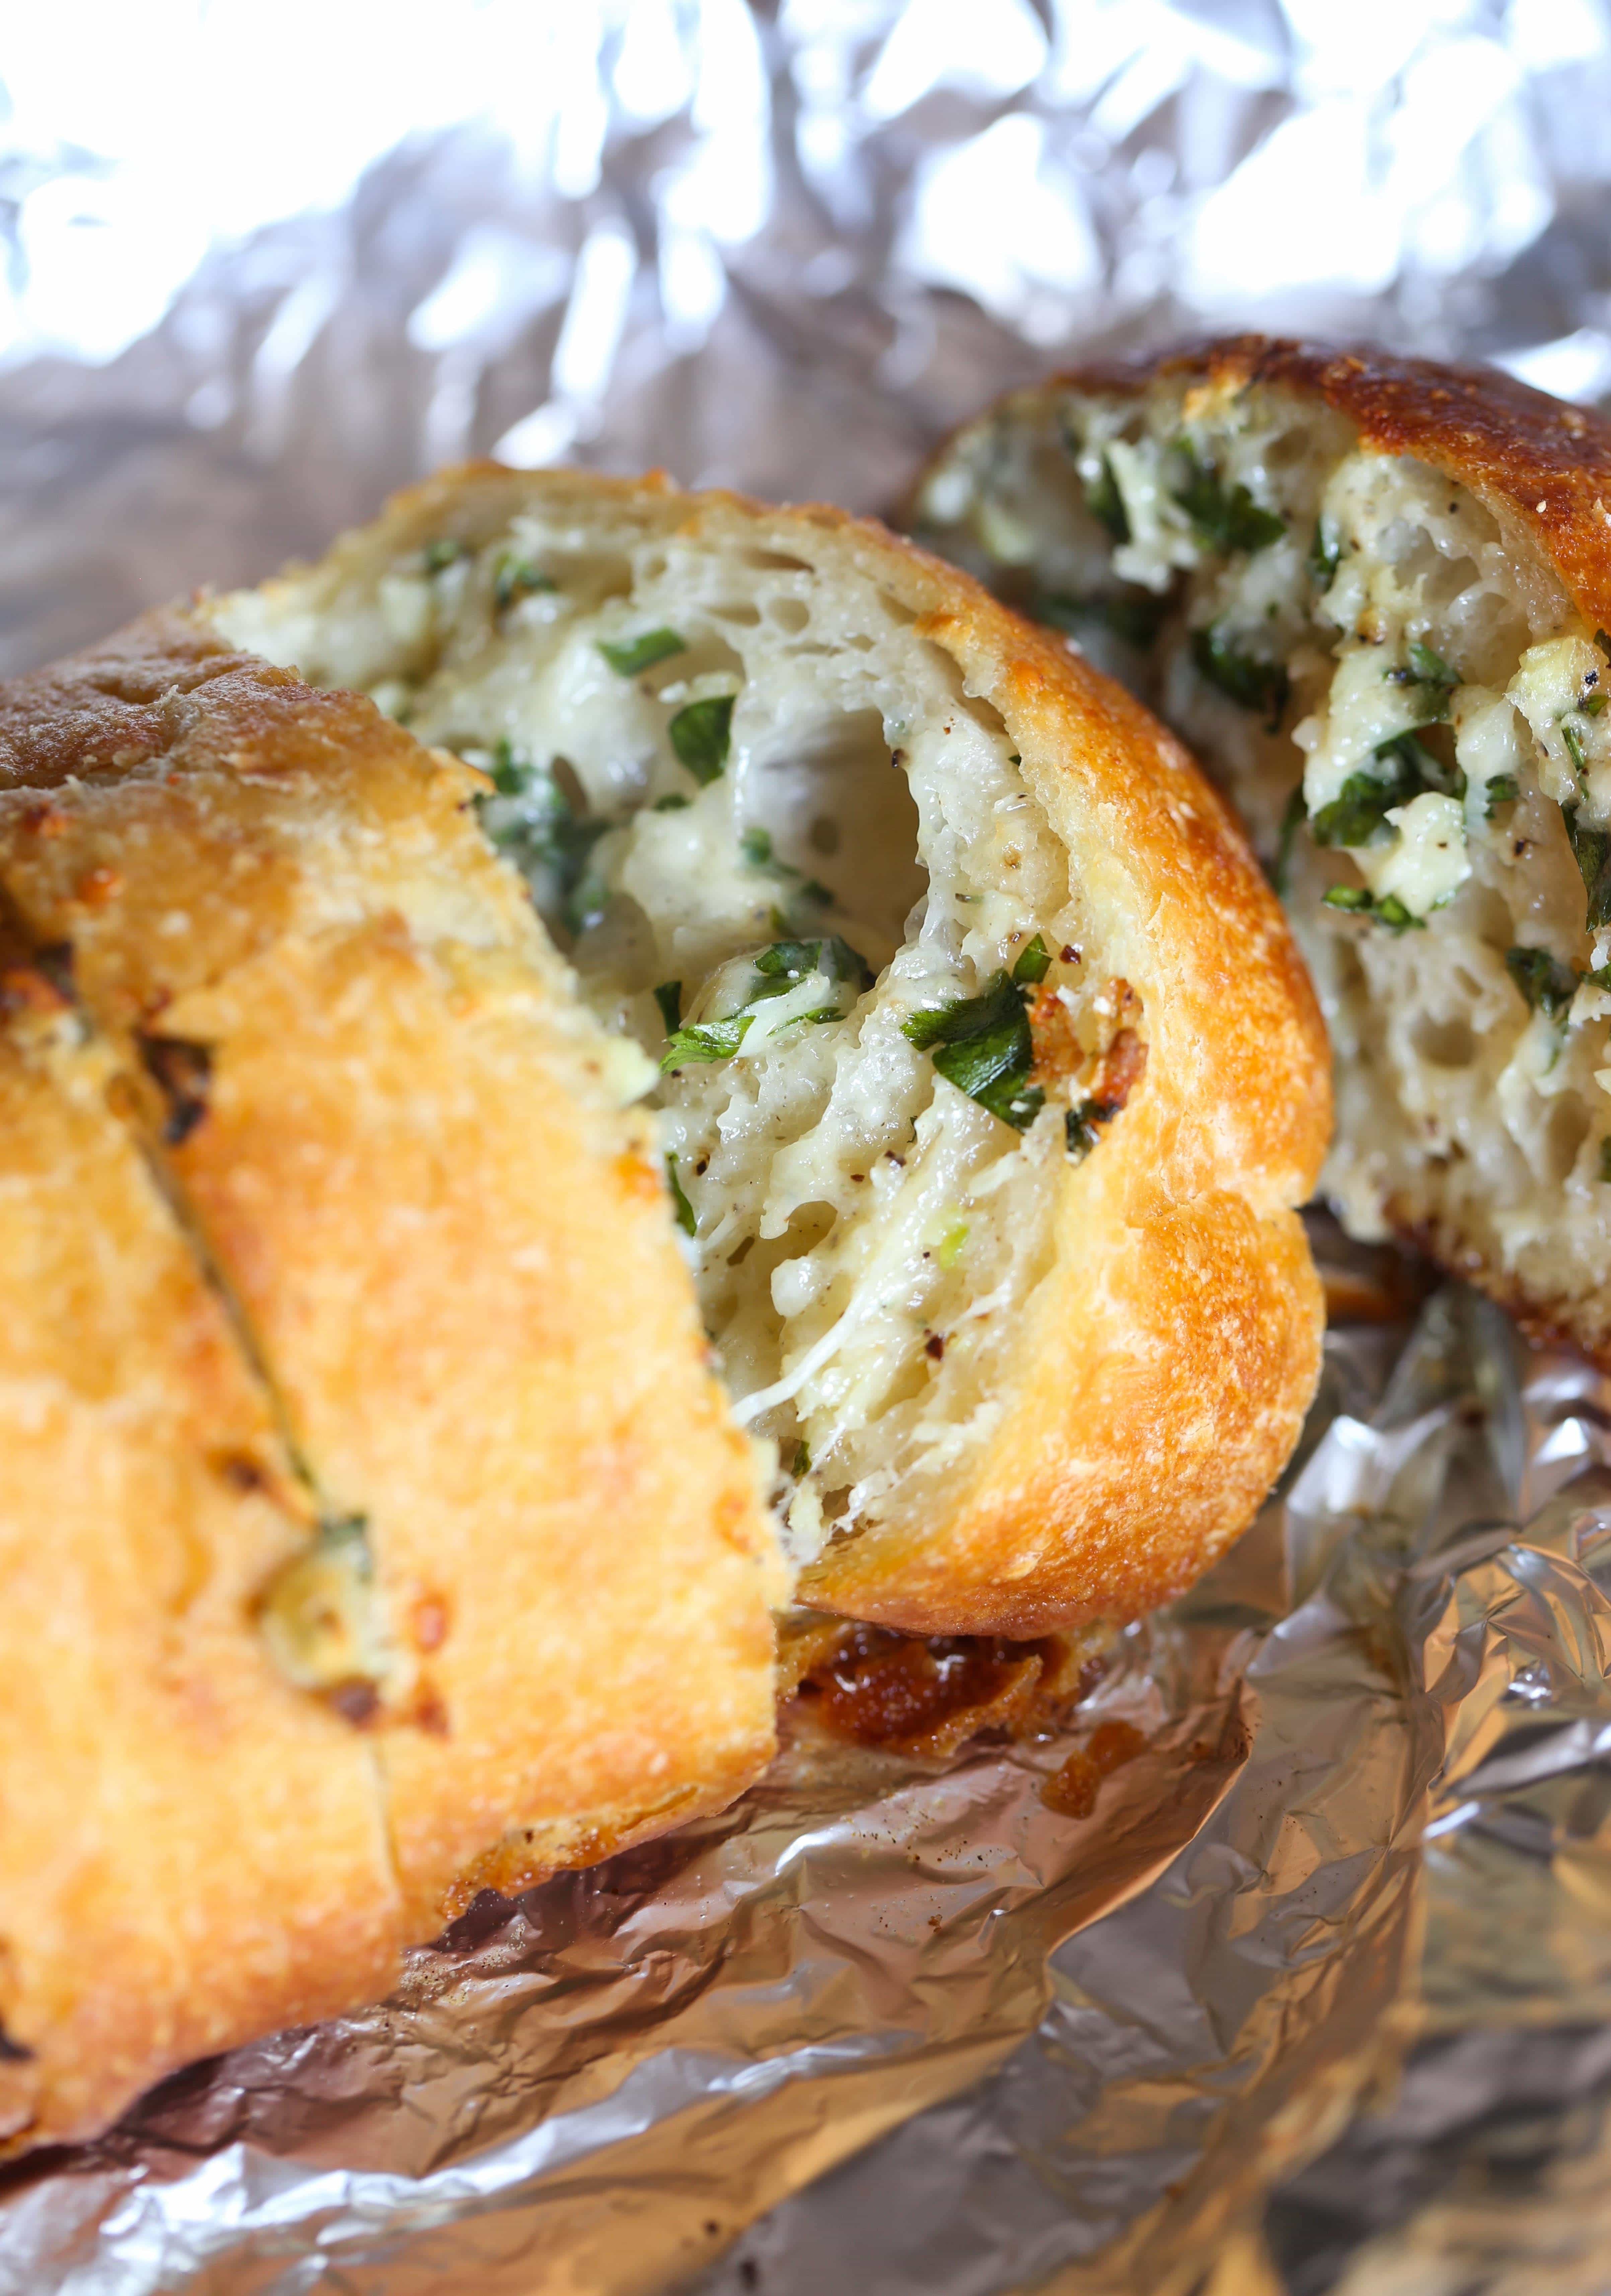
0,616,782,2132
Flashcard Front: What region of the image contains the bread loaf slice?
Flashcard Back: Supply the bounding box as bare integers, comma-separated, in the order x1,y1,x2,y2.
912,338,1611,1366
210,467,1329,1637
0,614,783,2145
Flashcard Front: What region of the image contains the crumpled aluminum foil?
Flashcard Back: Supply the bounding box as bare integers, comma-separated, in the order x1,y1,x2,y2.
3,3,1611,2288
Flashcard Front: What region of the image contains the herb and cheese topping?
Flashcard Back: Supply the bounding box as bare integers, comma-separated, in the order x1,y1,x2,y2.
216,506,1144,1565
916,376,1611,1318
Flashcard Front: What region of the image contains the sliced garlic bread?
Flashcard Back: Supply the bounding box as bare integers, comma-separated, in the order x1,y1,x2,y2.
0,615,782,2145
914,341,1611,1362
211,466,1329,1636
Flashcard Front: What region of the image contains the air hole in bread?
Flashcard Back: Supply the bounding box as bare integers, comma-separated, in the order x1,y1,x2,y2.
1411,1014,1477,1069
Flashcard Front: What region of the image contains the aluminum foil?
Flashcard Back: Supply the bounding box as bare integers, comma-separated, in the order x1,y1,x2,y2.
4,3,1611,2288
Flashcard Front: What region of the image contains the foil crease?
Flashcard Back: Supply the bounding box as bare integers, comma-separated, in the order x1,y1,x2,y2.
3,3,1611,2289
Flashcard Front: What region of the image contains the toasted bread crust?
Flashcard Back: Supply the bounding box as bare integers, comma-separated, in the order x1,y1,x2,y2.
0,616,782,2143
231,465,1328,1637
1046,337,1611,639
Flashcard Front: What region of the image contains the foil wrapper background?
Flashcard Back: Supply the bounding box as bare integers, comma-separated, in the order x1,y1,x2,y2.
4,3,1611,2288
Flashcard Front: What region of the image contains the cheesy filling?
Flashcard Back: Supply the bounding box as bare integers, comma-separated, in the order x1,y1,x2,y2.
916,382,1611,1320
216,511,1116,1565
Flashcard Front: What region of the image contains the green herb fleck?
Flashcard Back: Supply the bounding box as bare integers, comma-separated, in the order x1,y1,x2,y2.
494,555,556,611
1564,803,1611,929
1172,442,1285,555
1385,640,1459,722
476,755,611,935
1310,734,1448,848
1272,783,1307,894
424,538,466,573
489,737,531,796
654,980,682,1032
1321,885,1423,932
1012,935,1050,986
1506,945,1578,1018
754,935,871,992
661,1014,753,1070
902,971,1044,1130
1563,716,1590,776
1309,517,1341,590
653,793,690,811
668,694,734,785
794,1437,811,1476
665,1152,697,1237
598,627,686,677
1084,454,1130,543
741,826,773,867
1191,625,1290,730
1483,774,1519,819
1065,1097,1122,1162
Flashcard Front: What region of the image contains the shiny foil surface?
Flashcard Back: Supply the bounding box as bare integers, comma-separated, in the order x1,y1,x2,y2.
2,4,1611,2289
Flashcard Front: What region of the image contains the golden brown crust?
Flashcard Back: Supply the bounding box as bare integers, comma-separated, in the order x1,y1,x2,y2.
0,616,782,2138
0,1000,402,2149
1027,334,1611,653
794,565,1328,1631
242,464,1328,1638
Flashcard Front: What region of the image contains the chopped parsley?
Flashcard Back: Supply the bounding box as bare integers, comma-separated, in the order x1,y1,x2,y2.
1385,640,1459,722
1083,453,1130,543
1309,517,1341,590
423,538,467,572
654,980,682,1032
1506,945,1578,1017
653,793,690,811
1191,625,1289,730
1483,774,1519,819
1271,783,1307,894
1310,734,1450,849
1012,934,1051,985
902,971,1044,1131
665,1151,697,1236
1171,442,1285,555
1564,803,1611,929
476,746,611,933
494,555,556,611
754,935,872,991
598,627,686,677
1037,588,1168,649
1065,1096,1121,1162
668,694,734,785
1563,715,1590,776
1321,885,1422,932
661,1013,753,1070
741,826,774,867
488,736,530,796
